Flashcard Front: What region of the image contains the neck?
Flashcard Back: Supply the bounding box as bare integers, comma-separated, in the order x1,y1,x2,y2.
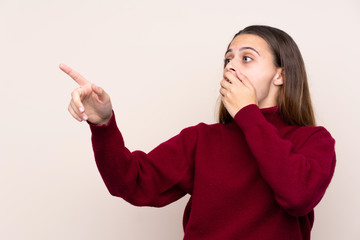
258,96,278,109
258,85,280,109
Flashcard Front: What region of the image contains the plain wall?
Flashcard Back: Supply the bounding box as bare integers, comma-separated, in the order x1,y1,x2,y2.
1,0,359,239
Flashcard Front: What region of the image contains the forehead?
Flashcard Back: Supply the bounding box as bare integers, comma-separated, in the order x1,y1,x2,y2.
228,34,270,54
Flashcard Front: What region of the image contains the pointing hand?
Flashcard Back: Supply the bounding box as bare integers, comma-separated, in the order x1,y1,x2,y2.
60,64,113,125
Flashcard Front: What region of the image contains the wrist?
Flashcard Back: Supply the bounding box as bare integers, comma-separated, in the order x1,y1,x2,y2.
88,112,113,126
99,112,113,126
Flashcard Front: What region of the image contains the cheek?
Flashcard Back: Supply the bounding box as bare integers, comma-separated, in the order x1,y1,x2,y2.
245,60,276,84
245,70,274,96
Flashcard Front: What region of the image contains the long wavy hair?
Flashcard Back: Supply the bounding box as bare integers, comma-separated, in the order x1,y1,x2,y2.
218,25,316,126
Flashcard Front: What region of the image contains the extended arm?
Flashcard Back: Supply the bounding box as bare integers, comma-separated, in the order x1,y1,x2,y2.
61,64,195,206
90,112,196,207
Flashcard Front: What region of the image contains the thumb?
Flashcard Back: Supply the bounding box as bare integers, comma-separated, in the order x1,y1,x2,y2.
91,84,108,102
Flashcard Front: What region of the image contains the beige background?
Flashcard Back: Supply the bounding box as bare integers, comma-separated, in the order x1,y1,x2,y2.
1,0,359,239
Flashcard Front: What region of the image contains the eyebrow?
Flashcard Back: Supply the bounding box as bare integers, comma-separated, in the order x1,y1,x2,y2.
225,47,261,56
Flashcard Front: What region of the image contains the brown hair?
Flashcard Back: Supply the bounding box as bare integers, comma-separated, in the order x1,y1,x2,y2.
218,25,316,126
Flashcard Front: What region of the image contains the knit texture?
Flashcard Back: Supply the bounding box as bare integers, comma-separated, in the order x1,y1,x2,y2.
90,104,336,240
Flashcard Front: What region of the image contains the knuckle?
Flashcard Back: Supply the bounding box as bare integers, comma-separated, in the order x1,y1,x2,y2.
71,88,81,98
71,89,76,97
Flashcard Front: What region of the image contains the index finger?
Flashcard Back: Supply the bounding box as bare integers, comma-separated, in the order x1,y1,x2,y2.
59,64,90,86
235,71,249,85
224,72,241,86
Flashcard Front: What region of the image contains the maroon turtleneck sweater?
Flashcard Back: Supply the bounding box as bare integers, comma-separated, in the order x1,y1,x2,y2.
89,104,336,240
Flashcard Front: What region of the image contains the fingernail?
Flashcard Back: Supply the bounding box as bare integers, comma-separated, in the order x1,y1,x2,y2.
79,107,84,112
78,117,82,122
83,115,88,121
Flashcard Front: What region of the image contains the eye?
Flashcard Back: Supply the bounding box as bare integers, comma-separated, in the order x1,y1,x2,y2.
243,56,253,62
224,58,231,65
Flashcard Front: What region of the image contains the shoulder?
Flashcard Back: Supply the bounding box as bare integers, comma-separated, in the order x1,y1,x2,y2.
177,122,232,144
180,122,223,136
286,125,335,151
294,125,334,142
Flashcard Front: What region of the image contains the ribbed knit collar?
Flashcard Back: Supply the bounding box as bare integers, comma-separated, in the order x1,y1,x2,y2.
260,105,279,115
259,105,283,125
228,105,282,127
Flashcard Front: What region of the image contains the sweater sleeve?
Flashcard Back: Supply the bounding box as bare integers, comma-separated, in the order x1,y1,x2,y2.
234,104,336,217
89,112,196,207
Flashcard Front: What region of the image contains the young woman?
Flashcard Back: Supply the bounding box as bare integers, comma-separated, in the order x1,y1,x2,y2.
61,25,336,240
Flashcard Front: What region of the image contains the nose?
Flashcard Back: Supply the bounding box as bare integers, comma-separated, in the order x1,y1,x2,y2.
225,58,237,73
227,66,236,73
225,60,236,73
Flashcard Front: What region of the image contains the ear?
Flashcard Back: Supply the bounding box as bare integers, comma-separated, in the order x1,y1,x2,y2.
273,68,284,86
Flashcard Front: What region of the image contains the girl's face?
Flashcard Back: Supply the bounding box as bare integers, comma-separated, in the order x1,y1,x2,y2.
224,34,283,108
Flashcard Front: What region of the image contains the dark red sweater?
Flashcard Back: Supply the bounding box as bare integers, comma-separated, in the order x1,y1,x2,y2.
90,104,336,240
